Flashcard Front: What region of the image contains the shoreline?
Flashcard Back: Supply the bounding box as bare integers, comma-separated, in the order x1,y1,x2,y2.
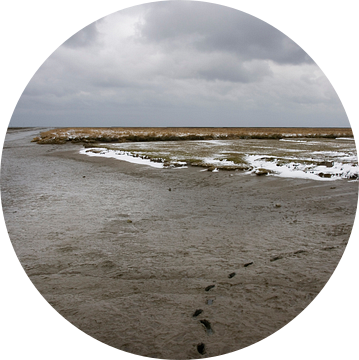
1,129,358,358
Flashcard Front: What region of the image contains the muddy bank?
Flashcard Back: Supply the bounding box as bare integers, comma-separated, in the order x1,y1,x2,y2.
1,128,358,359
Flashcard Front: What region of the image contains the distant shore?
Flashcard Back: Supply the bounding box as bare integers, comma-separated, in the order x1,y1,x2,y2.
31,127,353,144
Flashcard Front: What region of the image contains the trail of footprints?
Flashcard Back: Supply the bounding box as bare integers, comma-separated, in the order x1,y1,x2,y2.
192,268,244,356
192,244,342,355
192,256,294,355
269,244,344,263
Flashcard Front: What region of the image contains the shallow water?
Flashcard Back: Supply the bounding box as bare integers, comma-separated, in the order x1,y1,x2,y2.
1,129,358,359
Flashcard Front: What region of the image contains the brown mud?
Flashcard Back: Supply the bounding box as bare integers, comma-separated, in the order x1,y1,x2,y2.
1,128,358,359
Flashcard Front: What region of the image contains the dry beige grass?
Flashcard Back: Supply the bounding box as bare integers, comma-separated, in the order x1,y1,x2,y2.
32,127,353,144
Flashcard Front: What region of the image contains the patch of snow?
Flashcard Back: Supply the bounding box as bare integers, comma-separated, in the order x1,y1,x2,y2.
245,154,358,181
80,148,164,168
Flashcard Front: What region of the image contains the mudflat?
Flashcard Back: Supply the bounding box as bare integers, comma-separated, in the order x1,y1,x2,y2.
1,128,357,359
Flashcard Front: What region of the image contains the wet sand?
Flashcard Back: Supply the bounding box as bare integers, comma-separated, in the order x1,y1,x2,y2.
1,128,358,359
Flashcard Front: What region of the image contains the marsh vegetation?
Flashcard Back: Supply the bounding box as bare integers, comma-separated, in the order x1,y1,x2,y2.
32,127,353,144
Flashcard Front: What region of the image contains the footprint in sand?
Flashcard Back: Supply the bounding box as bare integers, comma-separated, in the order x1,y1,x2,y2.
192,309,203,317
197,343,206,355
293,249,307,254
270,255,283,262
322,246,336,251
200,319,213,334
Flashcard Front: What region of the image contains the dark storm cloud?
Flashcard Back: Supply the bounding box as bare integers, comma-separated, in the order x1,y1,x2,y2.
138,1,312,65
9,1,348,127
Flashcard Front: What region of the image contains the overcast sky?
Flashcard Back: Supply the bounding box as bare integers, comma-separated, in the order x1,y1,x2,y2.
10,1,349,127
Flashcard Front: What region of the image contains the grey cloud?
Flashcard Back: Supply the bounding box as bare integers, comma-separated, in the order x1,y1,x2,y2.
22,75,70,98
138,2,312,65
91,77,135,89
9,1,348,128
63,22,100,48
196,59,272,83
198,66,251,83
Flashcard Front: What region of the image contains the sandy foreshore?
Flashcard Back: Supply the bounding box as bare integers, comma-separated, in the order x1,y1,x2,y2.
1,128,358,359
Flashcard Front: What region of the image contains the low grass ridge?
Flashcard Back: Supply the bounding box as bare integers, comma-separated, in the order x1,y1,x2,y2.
32,127,353,144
